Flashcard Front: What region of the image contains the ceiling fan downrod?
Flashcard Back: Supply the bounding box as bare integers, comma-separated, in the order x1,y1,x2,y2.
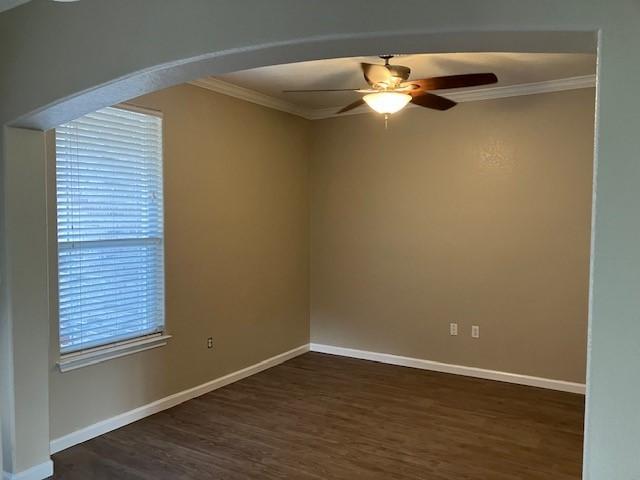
282,55,498,118
379,54,394,66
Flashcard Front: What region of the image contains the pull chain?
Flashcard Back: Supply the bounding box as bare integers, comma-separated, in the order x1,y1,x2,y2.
384,113,389,130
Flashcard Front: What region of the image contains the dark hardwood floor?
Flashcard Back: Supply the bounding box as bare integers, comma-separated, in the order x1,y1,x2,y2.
52,352,584,479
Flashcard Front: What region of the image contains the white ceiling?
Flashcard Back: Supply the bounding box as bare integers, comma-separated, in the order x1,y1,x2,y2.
0,0,30,13
217,53,596,110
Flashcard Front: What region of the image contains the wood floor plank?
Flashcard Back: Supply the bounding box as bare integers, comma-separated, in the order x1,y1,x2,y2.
51,352,584,479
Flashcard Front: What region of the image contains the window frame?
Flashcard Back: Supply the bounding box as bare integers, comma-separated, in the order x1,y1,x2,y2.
51,103,170,371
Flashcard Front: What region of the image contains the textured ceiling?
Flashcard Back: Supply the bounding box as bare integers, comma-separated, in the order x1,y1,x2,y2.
217,53,596,110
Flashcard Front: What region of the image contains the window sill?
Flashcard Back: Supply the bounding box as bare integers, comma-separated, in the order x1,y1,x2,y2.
58,334,172,373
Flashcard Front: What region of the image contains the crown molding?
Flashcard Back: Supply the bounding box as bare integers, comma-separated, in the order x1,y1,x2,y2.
189,78,314,119
442,74,596,103
189,74,596,121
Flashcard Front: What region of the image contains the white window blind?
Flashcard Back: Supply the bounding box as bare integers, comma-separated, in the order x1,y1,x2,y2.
56,106,165,355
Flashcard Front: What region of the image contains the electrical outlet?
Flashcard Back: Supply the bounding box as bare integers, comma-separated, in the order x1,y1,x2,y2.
471,326,480,338
449,323,458,336
207,337,214,349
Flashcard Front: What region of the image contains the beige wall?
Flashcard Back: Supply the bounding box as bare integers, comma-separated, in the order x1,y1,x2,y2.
310,88,594,383
5,2,640,476
48,85,593,441
48,85,311,439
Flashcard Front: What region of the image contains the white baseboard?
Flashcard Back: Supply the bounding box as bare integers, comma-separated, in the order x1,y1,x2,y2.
50,341,584,457
310,343,586,395
50,344,310,454
3,460,53,480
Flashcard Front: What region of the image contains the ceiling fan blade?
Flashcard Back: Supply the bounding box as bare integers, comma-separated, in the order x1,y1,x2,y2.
283,88,363,93
361,63,392,86
404,73,498,91
410,92,457,111
337,98,366,114
388,64,411,82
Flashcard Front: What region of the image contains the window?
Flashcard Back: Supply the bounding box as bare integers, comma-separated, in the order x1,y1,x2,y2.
55,106,165,359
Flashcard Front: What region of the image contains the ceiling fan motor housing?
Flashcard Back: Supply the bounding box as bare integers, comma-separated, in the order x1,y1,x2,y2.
282,55,498,115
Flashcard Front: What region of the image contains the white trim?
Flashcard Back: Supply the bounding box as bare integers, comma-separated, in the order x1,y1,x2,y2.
50,341,585,456
189,77,313,119
115,102,164,118
310,343,586,395
50,344,309,453
58,334,172,373
3,460,53,480
443,74,596,103
190,74,596,120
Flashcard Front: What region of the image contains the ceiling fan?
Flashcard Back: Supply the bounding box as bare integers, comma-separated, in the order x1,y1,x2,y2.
284,55,498,119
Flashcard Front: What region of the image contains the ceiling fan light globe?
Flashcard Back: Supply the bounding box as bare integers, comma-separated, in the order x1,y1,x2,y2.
363,92,412,115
